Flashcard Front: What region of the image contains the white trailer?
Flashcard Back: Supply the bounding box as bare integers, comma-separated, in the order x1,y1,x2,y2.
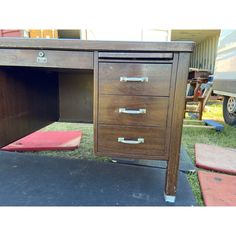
213,30,236,126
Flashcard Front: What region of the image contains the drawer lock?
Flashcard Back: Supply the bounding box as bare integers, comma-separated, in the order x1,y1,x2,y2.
37,51,47,64
120,77,148,82
118,137,144,144
119,108,146,114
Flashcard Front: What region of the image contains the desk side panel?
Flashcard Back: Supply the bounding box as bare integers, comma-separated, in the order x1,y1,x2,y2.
0,67,59,147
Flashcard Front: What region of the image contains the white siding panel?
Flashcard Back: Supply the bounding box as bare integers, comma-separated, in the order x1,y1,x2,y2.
190,35,219,73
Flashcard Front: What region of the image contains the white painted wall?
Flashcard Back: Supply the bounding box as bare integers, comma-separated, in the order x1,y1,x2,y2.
190,34,219,74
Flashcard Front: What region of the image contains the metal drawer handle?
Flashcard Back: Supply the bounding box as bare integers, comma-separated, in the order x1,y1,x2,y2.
120,77,148,82
118,137,144,144
119,108,146,114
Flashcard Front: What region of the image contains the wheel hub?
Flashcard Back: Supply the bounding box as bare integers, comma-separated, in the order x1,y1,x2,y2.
227,97,236,113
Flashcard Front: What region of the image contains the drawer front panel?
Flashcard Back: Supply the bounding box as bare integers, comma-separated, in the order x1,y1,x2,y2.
97,125,166,156
0,49,94,69
98,95,168,126
99,63,172,96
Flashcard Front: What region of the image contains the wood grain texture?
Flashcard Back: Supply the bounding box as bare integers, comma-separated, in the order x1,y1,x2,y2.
98,95,168,126
0,38,195,52
0,49,93,69
99,62,172,96
163,53,179,160
0,67,59,147
97,124,166,157
93,51,99,153
98,52,173,59
59,71,93,123
98,59,172,64
165,53,191,196
0,39,194,200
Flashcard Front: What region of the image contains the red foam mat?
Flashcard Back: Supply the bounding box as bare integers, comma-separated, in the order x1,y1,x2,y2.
1,131,82,151
198,171,236,206
195,143,236,175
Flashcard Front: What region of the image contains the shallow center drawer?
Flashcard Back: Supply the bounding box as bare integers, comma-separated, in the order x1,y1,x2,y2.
98,95,168,126
99,62,172,96
97,125,166,157
0,49,93,69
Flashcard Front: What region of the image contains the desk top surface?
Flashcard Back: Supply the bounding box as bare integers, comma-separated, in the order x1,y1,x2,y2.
0,38,195,52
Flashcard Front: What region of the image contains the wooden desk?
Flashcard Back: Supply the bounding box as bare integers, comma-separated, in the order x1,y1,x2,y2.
0,38,194,202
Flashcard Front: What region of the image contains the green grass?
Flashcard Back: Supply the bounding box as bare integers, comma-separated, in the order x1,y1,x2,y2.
30,122,110,162
183,100,236,206
25,100,236,206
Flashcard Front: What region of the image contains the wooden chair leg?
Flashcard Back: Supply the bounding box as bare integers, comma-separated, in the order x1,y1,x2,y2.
184,101,187,118
199,100,203,120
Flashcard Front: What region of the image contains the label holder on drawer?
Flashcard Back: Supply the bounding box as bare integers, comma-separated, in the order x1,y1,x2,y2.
37,51,47,64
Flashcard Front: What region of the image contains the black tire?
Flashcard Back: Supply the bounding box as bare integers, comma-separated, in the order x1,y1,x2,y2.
223,96,236,126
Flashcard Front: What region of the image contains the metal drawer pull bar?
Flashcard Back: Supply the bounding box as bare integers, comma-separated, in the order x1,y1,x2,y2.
118,137,144,144
120,77,148,82
119,108,146,114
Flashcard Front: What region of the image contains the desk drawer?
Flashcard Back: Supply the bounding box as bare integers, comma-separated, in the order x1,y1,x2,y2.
0,49,93,69
99,63,172,96
98,95,168,126
97,125,166,156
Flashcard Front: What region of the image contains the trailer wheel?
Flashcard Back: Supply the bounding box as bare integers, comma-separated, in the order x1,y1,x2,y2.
223,96,236,126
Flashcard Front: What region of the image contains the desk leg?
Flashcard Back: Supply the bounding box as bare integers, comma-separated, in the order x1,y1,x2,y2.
164,53,191,202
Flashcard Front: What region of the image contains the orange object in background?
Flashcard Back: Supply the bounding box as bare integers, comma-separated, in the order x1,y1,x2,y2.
29,29,58,38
